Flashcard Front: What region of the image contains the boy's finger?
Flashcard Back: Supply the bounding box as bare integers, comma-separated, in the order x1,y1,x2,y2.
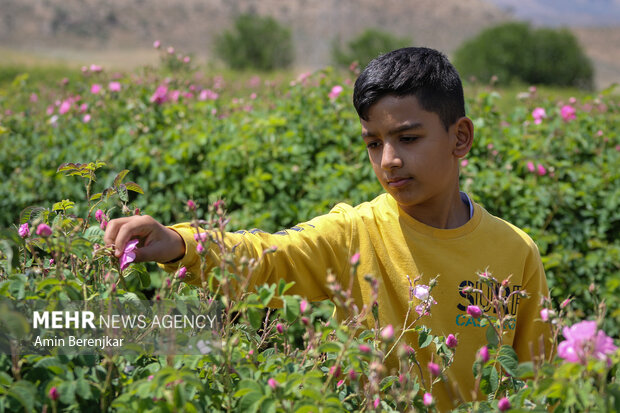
103,217,133,251
134,242,167,263
113,217,149,257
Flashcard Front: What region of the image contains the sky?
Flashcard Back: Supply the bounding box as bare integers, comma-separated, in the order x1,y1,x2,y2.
489,0,620,26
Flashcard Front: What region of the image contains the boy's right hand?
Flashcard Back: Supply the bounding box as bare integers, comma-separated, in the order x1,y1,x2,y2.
103,215,185,264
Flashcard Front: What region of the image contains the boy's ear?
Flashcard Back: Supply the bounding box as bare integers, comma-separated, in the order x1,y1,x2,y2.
452,117,474,158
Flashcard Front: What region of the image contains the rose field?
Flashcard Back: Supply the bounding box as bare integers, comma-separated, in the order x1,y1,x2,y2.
0,48,618,412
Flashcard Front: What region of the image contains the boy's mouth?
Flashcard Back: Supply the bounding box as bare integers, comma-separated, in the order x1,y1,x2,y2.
386,177,412,187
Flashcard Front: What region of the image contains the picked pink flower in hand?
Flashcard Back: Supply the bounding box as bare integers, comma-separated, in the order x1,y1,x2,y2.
120,239,140,271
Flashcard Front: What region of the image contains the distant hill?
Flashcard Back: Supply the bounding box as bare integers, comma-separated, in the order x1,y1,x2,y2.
0,0,618,88
0,0,509,63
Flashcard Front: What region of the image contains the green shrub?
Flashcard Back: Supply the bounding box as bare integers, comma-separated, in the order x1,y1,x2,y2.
0,48,619,413
526,28,594,89
0,165,617,412
214,13,294,71
454,22,593,88
332,28,411,69
0,54,618,336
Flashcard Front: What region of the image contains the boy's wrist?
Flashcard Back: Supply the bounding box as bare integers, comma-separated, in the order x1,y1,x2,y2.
163,227,186,263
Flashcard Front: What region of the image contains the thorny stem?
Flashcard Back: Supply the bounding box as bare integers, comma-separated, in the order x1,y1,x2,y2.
321,325,359,393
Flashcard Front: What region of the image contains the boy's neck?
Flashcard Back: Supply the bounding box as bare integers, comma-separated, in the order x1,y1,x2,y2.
399,188,470,229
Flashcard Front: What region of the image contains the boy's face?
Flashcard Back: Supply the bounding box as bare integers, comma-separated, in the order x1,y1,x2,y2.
360,95,466,217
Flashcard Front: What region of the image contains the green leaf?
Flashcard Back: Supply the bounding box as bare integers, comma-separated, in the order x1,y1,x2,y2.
282,295,300,322
7,381,35,412
75,377,92,400
237,391,262,413
118,184,129,202
294,405,319,413
318,342,342,353
19,206,46,224
258,284,275,307
0,372,13,386
0,240,14,274
418,329,433,348
125,182,144,194
498,345,519,377
515,361,534,379
300,388,323,401
486,325,499,347
247,307,264,330
277,279,295,296
260,397,276,413
379,375,398,391
56,163,79,173
113,169,130,187
52,199,75,212
489,366,499,393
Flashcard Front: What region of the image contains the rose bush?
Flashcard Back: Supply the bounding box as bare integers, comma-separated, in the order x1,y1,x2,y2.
0,47,618,411
0,167,617,412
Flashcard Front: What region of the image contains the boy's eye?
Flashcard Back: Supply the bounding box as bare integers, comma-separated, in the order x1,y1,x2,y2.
366,141,380,149
401,136,419,142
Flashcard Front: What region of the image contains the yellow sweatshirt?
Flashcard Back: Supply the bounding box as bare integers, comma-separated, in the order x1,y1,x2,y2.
161,193,550,411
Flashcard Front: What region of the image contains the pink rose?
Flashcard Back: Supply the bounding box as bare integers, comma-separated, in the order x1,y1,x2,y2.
478,345,490,363
36,223,52,237
108,81,122,92
560,105,576,122
359,344,371,353
381,324,394,340
427,361,440,377
18,223,30,238
558,320,617,365
49,386,59,400
446,334,458,348
58,100,72,115
532,107,546,124
328,85,344,99
466,305,482,319
413,285,430,301
527,161,535,173
119,239,139,271
498,397,511,411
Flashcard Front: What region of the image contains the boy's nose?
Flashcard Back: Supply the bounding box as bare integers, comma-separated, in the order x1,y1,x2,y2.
381,144,403,169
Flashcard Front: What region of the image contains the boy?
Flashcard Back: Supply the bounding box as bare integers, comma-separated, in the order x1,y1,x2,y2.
104,47,550,410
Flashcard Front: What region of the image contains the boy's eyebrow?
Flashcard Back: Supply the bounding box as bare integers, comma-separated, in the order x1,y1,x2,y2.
362,121,424,138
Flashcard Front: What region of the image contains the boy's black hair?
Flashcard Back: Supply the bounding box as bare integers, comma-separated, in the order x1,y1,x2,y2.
353,47,465,130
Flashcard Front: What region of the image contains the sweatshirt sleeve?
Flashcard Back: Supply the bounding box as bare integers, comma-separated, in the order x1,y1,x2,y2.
512,240,553,362
158,204,354,301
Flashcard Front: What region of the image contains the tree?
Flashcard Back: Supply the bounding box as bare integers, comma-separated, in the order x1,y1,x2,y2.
332,28,411,69
454,22,593,88
215,14,294,71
